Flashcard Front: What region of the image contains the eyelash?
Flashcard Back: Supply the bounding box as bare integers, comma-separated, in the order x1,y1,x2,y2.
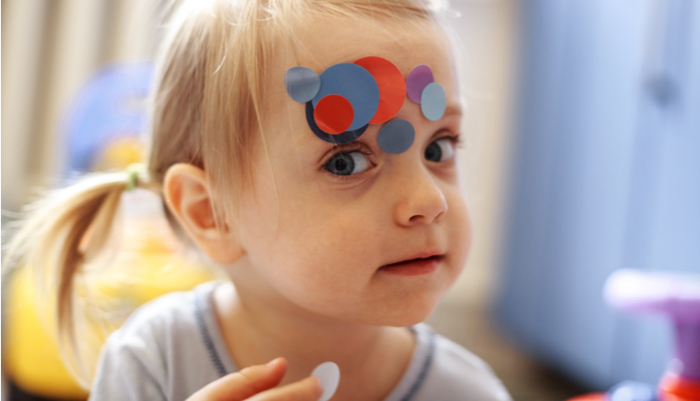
324,145,368,160
321,145,372,174
437,133,462,148
320,131,461,174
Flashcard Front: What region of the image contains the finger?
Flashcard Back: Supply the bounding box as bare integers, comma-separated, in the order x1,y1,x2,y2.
187,358,287,401
246,376,324,401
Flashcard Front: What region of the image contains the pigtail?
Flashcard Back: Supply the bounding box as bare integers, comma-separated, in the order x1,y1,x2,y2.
3,167,157,388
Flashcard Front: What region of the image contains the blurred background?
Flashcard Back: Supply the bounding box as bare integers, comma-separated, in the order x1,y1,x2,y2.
2,0,699,400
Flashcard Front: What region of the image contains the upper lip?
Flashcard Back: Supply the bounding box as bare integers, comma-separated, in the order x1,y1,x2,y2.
382,251,445,267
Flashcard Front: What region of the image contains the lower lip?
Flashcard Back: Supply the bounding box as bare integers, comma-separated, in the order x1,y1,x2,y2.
379,256,442,276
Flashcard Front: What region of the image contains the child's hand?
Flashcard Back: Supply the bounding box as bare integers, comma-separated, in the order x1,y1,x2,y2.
186,358,323,401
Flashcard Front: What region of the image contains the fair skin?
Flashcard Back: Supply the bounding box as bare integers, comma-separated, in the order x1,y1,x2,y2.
167,14,470,401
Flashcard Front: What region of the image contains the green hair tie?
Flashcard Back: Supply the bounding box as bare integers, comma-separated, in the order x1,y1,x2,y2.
125,163,146,192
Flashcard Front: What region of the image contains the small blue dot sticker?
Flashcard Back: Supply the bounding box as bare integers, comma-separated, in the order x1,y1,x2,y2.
420,82,446,121
285,66,321,103
377,119,415,154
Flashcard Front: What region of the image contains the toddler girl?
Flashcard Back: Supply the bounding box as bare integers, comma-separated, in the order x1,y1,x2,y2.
6,0,512,400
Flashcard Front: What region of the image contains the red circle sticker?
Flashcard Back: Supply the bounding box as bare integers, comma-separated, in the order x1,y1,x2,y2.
354,56,406,124
314,94,354,134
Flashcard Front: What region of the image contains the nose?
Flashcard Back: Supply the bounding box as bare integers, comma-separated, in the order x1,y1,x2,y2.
392,167,448,226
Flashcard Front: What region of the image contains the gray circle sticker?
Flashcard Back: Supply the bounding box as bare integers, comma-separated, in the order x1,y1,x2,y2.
284,66,321,103
377,119,415,154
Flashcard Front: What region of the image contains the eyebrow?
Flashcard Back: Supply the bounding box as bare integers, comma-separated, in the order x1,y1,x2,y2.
443,104,463,118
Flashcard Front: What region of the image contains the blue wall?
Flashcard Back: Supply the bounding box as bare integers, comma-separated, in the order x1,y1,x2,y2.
494,0,700,390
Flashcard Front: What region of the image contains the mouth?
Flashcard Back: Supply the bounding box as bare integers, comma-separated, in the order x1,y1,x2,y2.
379,254,444,276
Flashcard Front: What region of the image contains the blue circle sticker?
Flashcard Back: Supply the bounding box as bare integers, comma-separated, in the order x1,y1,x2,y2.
420,82,446,121
312,63,380,131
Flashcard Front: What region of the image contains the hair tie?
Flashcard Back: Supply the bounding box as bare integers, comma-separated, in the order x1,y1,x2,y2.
125,163,147,192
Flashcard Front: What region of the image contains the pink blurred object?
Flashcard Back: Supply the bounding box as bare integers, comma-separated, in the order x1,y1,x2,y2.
604,269,700,382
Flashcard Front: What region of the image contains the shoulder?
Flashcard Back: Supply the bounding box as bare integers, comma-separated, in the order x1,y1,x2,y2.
109,282,204,342
102,282,205,363
412,323,512,401
91,281,223,400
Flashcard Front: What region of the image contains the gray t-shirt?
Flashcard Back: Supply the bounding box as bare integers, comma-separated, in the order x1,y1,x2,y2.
90,282,512,401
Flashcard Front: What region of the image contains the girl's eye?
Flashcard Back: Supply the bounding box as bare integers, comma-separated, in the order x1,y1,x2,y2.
424,138,455,162
325,151,370,176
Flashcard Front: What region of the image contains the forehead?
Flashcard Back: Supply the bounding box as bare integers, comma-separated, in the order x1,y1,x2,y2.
261,13,458,143
291,15,453,76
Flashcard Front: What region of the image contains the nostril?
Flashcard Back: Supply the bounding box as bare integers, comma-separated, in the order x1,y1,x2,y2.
408,206,446,224
435,208,446,220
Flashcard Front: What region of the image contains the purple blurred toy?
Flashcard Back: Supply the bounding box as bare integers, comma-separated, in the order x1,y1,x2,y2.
604,269,700,400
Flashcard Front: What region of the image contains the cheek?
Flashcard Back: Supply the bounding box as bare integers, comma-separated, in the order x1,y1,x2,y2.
447,190,472,274
278,209,383,279
241,193,385,305
276,180,387,268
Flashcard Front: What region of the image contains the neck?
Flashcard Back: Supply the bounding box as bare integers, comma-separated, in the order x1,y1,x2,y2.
212,281,415,401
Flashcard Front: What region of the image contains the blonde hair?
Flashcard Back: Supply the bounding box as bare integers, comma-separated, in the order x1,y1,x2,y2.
3,0,449,388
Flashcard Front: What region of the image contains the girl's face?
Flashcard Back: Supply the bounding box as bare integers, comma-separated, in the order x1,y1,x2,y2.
231,16,470,327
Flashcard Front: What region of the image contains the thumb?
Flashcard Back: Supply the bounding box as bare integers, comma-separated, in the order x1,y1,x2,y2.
187,358,287,401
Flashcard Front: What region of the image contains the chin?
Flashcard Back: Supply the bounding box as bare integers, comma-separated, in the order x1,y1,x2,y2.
383,312,435,328
377,297,442,327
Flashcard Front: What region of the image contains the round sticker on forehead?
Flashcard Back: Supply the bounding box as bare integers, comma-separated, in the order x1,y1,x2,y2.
314,95,354,134
312,63,379,131
406,64,434,104
377,119,415,154
284,66,321,103
305,101,368,144
420,82,447,121
353,56,406,124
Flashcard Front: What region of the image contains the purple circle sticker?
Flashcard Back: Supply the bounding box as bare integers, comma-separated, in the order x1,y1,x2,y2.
406,65,434,104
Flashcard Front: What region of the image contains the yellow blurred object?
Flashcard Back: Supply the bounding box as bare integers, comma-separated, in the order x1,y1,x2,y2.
92,137,146,172
5,266,90,400
3,192,216,398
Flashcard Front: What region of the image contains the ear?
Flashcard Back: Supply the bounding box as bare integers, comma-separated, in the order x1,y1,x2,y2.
163,163,244,264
